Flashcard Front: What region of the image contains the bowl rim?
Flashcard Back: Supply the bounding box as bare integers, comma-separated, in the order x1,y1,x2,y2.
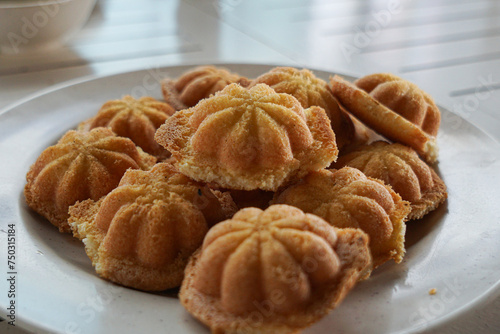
0,0,83,9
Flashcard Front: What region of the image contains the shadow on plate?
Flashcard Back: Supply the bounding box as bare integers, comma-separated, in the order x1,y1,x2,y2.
405,200,448,249
19,195,95,276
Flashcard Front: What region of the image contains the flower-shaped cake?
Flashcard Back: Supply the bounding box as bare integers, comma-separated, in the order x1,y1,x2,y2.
69,163,230,291
273,167,410,267
155,83,338,191
180,205,371,333
79,95,175,159
334,141,447,220
330,73,441,163
161,65,250,110
25,128,156,233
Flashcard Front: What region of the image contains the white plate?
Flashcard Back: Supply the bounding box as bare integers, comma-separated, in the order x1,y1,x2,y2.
1,64,500,334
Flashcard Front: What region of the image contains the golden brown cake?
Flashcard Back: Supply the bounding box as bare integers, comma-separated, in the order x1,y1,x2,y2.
155,83,338,191
161,65,250,110
25,128,156,233
68,163,230,291
334,141,447,220
330,73,440,163
180,205,372,333
273,167,410,267
249,67,360,149
79,95,175,160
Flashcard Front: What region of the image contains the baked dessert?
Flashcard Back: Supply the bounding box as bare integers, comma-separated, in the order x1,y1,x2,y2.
161,65,250,110
180,205,372,333
25,128,156,233
68,163,230,291
249,67,361,149
273,167,410,267
155,83,338,191
79,95,175,160
334,141,447,220
330,73,440,163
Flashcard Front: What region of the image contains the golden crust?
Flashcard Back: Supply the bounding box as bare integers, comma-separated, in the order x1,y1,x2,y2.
330,74,440,163
68,163,229,291
250,67,357,149
155,83,338,191
179,205,372,333
335,141,447,220
79,96,175,160
161,65,250,110
24,128,156,233
273,167,410,268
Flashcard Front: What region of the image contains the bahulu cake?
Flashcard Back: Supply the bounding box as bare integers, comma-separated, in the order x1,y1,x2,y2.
161,65,250,110
79,95,175,160
25,128,156,233
334,141,447,220
180,205,372,333
330,73,440,163
273,167,410,268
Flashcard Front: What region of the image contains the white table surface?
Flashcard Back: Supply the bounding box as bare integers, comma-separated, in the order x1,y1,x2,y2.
1,0,499,333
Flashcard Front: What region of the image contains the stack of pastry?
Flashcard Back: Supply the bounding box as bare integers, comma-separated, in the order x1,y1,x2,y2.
24,65,448,333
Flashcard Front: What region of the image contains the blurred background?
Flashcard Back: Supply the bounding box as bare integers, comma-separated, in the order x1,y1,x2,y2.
1,0,499,333
1,0,500,139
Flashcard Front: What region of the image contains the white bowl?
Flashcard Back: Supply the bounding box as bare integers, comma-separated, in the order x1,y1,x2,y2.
0,0,97,55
